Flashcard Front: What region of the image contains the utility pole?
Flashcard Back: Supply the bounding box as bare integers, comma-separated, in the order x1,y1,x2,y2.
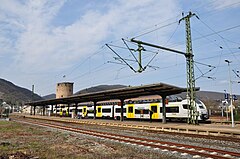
225,59,234,127
179,12,199,124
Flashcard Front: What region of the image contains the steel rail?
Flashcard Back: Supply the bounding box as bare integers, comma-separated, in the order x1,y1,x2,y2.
14,118,240,159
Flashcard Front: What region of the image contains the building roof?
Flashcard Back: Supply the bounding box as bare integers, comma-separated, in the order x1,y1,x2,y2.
26,83,199,106
57,82,74,85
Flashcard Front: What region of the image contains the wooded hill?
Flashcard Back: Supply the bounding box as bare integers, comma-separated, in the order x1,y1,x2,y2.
0,78,42,105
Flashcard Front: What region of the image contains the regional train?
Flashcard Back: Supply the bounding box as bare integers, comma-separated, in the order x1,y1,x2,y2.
51,96,209,121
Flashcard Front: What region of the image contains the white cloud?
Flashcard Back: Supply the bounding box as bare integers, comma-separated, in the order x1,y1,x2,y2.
210,0,240,10
0,0,181,71
0,0,182,94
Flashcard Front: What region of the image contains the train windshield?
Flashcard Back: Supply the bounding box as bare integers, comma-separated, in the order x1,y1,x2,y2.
196,99,205,109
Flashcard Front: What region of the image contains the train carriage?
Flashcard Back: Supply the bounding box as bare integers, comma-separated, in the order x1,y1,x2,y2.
54,97,208,121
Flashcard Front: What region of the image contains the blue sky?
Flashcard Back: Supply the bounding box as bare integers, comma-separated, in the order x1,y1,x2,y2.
0,0,240,96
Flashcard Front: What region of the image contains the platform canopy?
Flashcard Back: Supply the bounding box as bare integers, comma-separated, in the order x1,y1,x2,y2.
26,83,199,106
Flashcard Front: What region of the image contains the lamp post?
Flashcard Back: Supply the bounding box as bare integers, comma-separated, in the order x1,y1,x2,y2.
225,59,234,127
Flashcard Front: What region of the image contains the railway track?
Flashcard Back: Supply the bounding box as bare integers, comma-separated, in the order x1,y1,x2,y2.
14,118,240,159
17,115,240,141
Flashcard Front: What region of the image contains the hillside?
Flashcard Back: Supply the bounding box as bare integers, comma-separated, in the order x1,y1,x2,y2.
75,84,127,94
177,91,240,101
0,79,42,105
42,94,56,100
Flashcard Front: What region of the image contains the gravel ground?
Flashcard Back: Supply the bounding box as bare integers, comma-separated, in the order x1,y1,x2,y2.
0,120,178,159
49,119,240,153
3,116,240,159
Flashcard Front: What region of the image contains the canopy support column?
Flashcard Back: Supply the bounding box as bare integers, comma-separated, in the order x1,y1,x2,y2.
33,106,36,115
43,106,46,116
51,105,54,115
55,105,57,116
75,103,78,117
120,99,125,121
162,95,167,124
93,101,97,120
67,104,70,117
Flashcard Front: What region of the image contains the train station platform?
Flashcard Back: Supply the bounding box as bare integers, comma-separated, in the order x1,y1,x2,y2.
12,114,240,138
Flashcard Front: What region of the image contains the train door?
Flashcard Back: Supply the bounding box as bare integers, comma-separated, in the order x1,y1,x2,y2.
59,109,63,116
96,106,102,118
82,106,87,118
127,104,134,118
150,104,159,119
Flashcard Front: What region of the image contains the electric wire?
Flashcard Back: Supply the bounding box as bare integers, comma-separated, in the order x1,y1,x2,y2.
132,21,178,39
167,24,240,48
198,18,240,63
43,4,240,94
122,38,143,70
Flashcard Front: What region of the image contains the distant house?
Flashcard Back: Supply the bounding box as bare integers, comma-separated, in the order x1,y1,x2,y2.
21,105,32,114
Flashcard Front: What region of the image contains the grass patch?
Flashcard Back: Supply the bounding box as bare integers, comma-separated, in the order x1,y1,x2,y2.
0,120,175,159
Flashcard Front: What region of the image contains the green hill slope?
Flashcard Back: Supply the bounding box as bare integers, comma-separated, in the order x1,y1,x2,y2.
0,79,42,105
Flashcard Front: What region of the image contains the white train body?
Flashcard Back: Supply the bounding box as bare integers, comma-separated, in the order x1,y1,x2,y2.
51,98,208,121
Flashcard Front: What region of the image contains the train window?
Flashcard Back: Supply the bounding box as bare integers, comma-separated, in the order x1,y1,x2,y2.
70,109,72,112
160,107,179,113
151,105,157,113
198,105,205,109
143,109,149,114
97,107,101,113
128,106,133,113
115,108,120,113
183,104,189,109
88,110,94,113
115,108,126,113
135,109,141,114
167,107,179,113
102,108,111,113
78,109,82,113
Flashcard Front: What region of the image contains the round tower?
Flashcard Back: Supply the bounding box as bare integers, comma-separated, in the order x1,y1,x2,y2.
56,82,74,98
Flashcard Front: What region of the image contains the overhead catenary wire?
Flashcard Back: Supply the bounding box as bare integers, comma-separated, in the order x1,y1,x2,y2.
105,44,137,73
122,38,143,70
104,21,239,93
192,27,223,49
76,14,238,89
132,21,178,39
53,6,240,95
167,24,240,48
198,18,240,63
232,69,240,79
194,62,216,81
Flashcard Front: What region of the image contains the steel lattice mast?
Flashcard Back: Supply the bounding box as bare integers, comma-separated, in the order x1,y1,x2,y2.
179,12,199,124
127,11,199,125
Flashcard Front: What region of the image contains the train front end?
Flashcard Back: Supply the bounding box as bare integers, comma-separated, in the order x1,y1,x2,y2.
196,100,209,121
